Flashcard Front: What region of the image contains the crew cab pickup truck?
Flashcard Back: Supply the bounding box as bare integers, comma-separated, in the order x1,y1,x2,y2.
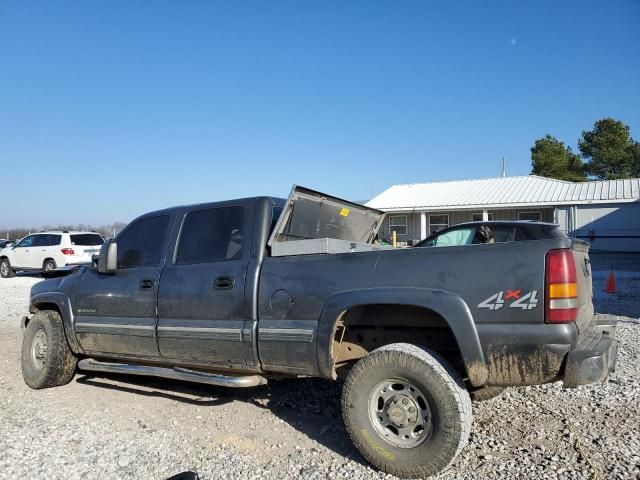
21,186,617,478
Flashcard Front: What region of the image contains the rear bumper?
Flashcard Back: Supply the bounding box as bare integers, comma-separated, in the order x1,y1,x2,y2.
563,315,618,388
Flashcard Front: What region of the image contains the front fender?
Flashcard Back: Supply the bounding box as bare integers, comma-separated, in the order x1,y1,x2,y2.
30,292,80,354
316,287,488,387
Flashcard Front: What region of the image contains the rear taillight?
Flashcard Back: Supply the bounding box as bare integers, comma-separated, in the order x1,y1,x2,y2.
60,248,75,255
545,248,578,323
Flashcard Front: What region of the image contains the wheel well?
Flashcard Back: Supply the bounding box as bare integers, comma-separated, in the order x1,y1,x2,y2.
43,258,55,264
27,302,62,329
331,304,466,380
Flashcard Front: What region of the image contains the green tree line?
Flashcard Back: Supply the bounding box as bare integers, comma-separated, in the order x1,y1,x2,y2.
531,118,640,181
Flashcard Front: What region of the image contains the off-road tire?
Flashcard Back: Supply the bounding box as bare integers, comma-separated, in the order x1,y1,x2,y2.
342,343,472,478
22,310,77,389
42,259,57,273
0,258,15,278
470,386,505,402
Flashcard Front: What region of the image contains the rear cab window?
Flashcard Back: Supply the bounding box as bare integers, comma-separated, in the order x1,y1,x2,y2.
46,234,62,246
515,226,567,240
175,206,245,264
485,226,516,243
32,235,49,247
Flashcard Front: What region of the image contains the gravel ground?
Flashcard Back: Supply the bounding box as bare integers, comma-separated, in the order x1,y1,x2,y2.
1,277,639,480
590,253,640,318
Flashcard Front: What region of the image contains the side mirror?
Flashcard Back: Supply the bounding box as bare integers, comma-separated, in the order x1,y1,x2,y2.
97,240,118,274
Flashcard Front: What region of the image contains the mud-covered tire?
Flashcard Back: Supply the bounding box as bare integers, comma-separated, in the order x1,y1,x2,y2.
42,259,57,273
21,310,77,389
470,386,505,402
0,258,15,278
342,343,472,478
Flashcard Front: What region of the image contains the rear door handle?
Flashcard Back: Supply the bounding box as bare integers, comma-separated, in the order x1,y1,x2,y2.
213,276,235,290
138,279,154,290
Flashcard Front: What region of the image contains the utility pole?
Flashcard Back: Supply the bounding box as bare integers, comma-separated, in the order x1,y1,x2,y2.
500,157,506,177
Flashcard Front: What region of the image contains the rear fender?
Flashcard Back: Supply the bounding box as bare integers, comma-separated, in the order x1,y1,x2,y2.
316,287,488,387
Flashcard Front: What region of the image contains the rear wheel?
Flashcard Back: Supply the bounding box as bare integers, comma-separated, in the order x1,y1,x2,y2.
42,259,57,272
342,343,472,478
0,258,14,278
21,310,77,389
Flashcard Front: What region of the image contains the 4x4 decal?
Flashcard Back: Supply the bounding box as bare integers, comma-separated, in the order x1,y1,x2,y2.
478,290,539,310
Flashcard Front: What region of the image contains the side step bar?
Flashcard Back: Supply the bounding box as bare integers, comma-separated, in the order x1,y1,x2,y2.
77,358,267,388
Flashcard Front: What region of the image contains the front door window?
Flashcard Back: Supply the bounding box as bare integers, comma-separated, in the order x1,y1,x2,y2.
433,227,476,247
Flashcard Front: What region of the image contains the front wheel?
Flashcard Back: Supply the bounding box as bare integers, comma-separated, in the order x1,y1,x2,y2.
0,258,15,278
21,310,78,389
342,344,472,478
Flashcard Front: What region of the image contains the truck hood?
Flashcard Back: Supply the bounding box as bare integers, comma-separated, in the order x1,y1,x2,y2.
30,266,86,301
268,185,385,245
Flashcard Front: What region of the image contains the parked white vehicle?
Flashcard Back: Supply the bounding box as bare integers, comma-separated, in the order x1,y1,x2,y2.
0,231,104,278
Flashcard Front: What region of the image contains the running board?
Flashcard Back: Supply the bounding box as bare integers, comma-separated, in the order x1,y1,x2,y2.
77,358,267,388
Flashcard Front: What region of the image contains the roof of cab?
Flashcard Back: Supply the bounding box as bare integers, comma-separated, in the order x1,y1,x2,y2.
135,196,286,220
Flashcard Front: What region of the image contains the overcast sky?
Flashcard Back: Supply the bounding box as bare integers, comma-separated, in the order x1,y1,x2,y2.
1,1,639,227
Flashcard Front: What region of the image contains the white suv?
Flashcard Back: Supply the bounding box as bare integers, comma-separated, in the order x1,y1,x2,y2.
0,231,104,278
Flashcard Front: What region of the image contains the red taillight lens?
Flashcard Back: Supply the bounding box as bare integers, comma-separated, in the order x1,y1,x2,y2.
60,248,75,255
545,249,578,324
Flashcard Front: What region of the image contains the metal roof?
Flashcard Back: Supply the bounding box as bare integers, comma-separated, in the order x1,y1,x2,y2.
365,175,640,211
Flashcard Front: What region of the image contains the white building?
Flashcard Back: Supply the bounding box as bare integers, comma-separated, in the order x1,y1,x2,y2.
366,175,640,252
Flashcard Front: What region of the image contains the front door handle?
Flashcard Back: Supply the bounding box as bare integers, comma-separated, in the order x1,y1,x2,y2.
139,279,154,290
213,276,235,290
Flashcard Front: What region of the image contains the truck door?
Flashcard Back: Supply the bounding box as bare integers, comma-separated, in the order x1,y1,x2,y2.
74,214,172,357
156,205,253,369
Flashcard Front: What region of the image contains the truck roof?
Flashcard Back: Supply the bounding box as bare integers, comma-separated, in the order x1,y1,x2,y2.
137,196,287,220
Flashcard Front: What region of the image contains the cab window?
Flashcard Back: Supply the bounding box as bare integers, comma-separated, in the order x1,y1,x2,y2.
31,235,49,247
116,215,170,268
175,206,244,264
485,226,515,243
432,227,476,247
15,235,36,248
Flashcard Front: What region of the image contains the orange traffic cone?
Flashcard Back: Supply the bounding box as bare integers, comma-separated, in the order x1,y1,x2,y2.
605,271,617,294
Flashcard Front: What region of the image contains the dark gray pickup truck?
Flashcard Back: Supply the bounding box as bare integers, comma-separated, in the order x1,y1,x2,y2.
20,186,617,478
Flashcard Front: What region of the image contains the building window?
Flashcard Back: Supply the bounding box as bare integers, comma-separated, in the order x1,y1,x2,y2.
429,214,449,234
518,211,542,222
388,215,408,236
471,212,494,222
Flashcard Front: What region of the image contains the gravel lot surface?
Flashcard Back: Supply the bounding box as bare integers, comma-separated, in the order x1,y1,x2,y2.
1,277,639,480
590,253,640,318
